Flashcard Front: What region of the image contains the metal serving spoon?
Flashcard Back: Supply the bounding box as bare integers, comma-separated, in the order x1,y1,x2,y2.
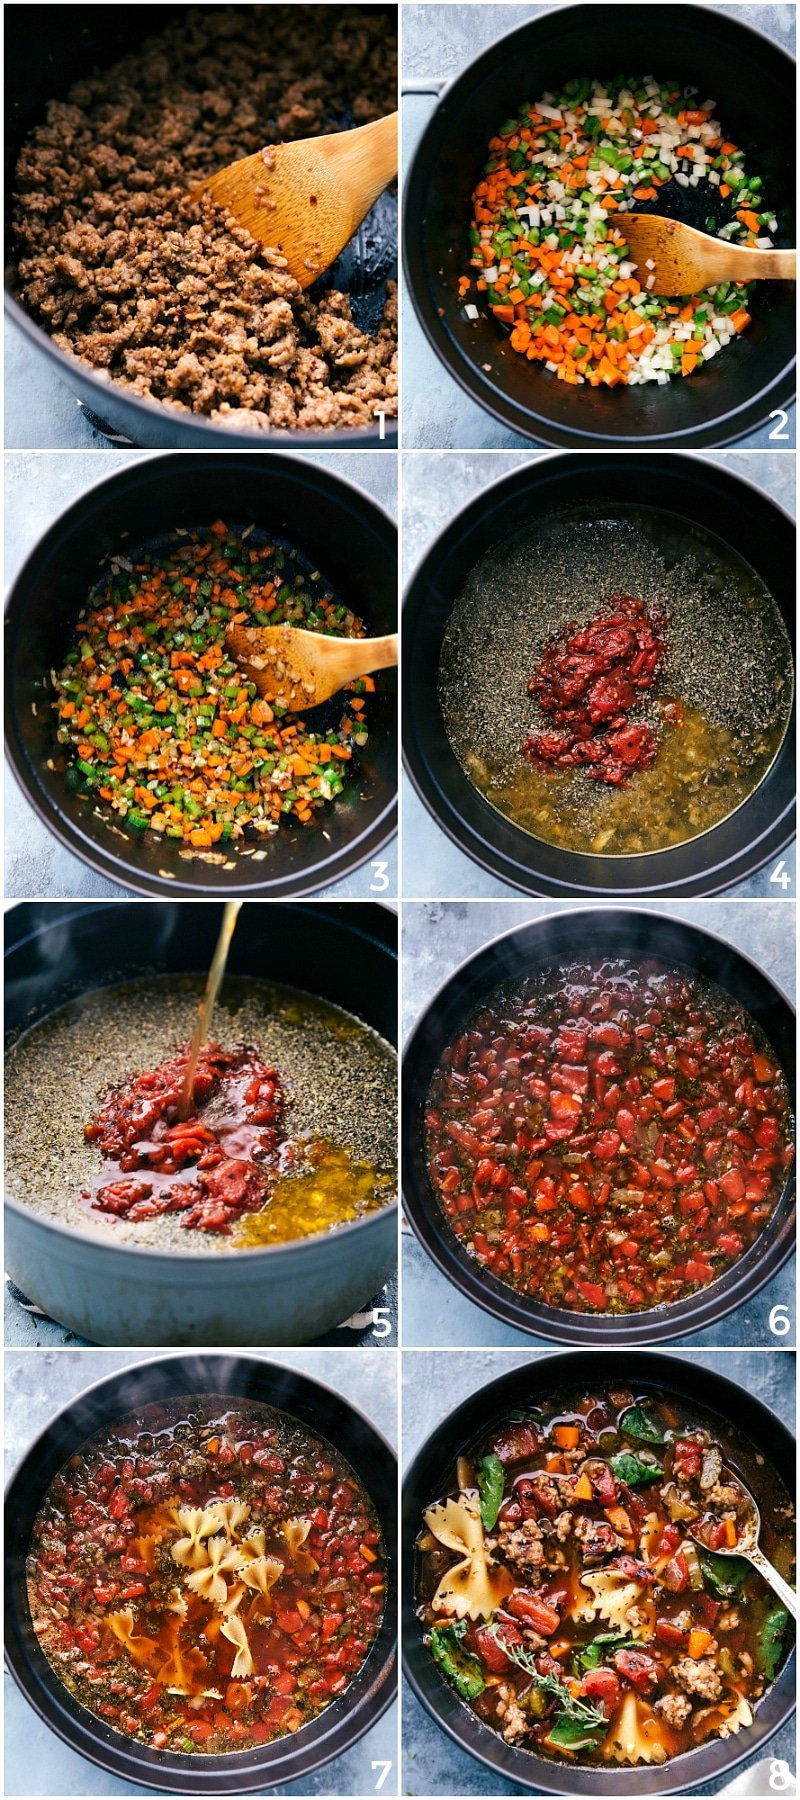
688,1484,797,1618
621,214,796,297
190,112,398,289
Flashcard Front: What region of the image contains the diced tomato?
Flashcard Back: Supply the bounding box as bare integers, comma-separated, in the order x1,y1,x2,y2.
506,1589,561,1634
614,1648,658,1693
474,1621,522,1672
581,1667,620,1716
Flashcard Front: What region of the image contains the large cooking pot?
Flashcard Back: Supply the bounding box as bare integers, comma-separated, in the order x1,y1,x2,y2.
5,452,397,896
402,907,796,1343
402,452,795,896
402,1348,796,1794
5,4,397,449
5,1351,397,1793
5,899,398,1345
403,3,795,447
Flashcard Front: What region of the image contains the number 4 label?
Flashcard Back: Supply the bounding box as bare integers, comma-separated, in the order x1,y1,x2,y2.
770,859,792,891
372,1762,393,1790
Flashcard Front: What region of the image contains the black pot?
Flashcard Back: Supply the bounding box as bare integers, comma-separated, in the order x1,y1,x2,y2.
404,3,795,447
5,899,398,1346
402,907,796,1343
5,1351,397,1792
402,452,795,896
402,1348,796,1794
5,452,397,896
5,4,397,450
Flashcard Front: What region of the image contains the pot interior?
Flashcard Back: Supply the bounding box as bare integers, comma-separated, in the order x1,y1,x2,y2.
403,453,796,895
5,899,398,1267
6,455,397,893
6,1353,397,1793
405,3,795,444
4,4,397,450
402,1349,795,1795
402,908,796,1342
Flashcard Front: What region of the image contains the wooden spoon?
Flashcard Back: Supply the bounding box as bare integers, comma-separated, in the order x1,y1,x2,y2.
190,112,398,289
227,624,398,710
621,214,796,297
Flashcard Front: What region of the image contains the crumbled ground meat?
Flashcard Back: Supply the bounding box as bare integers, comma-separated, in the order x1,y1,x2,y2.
706,1481,744,1510
655,1691,693,1730
717,1608,741,1632
498,1517,545,1579
495,1684,528,1745
673,1657,724,1701
574,1515,623,1563
13,6,397,432
554,1510,573,1542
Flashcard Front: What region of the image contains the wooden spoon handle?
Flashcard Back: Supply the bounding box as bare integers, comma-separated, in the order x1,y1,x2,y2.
343,633,399,678
316,112,398,224
714,246,796,282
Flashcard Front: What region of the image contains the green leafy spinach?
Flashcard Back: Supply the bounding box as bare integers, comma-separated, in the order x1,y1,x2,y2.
477,1452,505,1532
430,1620,486,1701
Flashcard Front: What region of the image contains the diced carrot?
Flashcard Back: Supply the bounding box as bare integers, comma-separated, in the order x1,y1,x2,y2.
688,1629,714,1658
553,1425,579,1449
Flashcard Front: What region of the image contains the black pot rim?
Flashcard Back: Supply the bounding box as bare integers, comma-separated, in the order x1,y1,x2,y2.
402,1,796,448
4,895,399,1266
4,451,398,897
402,904,796,1344
5,1350,398,1794
4,292,397,452
402,1347,796,1795
402,449,796,898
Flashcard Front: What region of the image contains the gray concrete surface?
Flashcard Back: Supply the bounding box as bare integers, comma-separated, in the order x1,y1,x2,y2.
401,1346,796,1795
401,2,797,450
4,1348,398,1797
400,449,796,899
4,450,398,900
401,899,795,1348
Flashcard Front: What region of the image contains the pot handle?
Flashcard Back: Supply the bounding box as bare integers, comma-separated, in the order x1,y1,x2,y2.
402,79,447,97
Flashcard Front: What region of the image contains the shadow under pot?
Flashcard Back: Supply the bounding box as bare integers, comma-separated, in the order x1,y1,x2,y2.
402,1349,795,1795
403,2,795,447
402,907,795,1343
5,899,398,1345
402,452,795,897
5,452,397,896
5,1352,397,1793
5,4,397,450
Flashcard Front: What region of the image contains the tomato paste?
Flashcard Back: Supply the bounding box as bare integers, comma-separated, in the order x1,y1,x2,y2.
85,1043,286,1232
522,594,666,785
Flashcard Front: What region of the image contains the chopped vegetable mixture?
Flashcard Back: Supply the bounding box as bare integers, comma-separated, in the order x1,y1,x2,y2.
463,76,776,385
53,522,371,849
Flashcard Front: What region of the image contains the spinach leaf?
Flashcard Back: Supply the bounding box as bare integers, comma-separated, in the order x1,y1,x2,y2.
610,1450,662,1488
477,1452,505,1531
430,1620,486,1701
574,1632,635,1673
698,1549,751,1599
758,1603,791,1680
546,1715,607,1750
620,1405,665,1444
